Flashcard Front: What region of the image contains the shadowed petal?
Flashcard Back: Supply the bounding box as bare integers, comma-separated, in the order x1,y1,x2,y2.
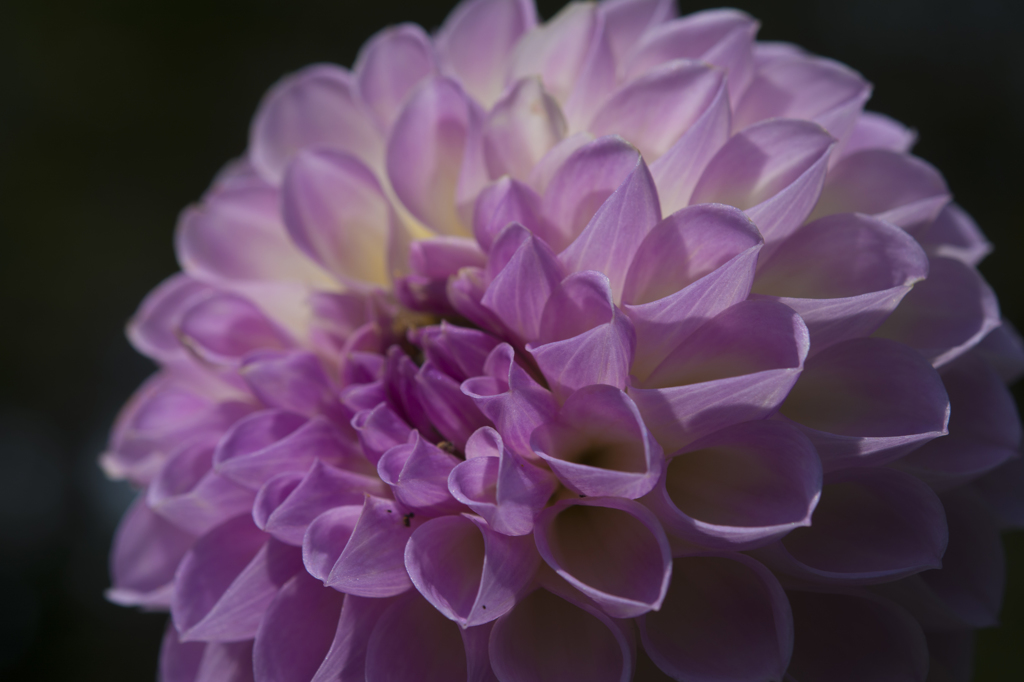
973,457,1024,530
638,554,792,682
874,256,1000,368
159,625,204,682
780,337,950,468
107,494,196,609
646,420,821,550
416,361,491,451
308,594,396,682
250,64,383,183
240,351,343,420
786,592,928,682
917,203,992,266
406,514,540,626
489,586,635,682
754,468,947,585
195,640,256,682
415,322,502,382
377,432,464,515
810,149,950,229
350,403,412,465
753,212,929,351
534,497,672,618
253,570,346,682
364,592,469,682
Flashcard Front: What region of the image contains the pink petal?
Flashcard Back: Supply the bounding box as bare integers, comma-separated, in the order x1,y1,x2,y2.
436,0,538,108
599,0,677,63
406,514,539,627
917,202,992,266
534,497,672,618
325,495,419,597
839,110,917,159
159,625,204,682
249,64,382,184
354,23,436,128
178,292,294,364
282,148,394,287
127,274,216,365
364,592,470,682
309,594,397,682
779,337,950,468
647,420,821,550
507,2,599,105
472,177,548,252
638,554,792,682
755,468,947,585
377,432,465,515
483,76,568,181
195,640,255,682
253,570,346,682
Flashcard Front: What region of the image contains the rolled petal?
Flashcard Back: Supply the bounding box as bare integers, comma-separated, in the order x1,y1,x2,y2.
259,460,388,546
350,402,412,465
387,77,476,235
623,9,759,104
448,427,559,536
377,432,464,515
752,212,929,351
416,321,502,382
809,149,950,229
734,53,871,142
622,203,762,380
107,494,196,609
302,505,363,583
895,353,1020,489
779,337,950,468
785,591,929,682
534,497,672,618
415,360,491,451
325,495,419,597
252,570,346,682
630,299,808,453
481,226,563,343
638,554,792,682
354,23,435,128
364,592,470,682
309,594,396,682
690,119,835,247
436,0,538,108
249,64,383,183
489,586,635,682
754,468,947,585
178,291,295,364
406,514,540,627
240,351,342,419
590,60,725,161
541,135,641,252
558,158,661,303
176,184,333,290
530,385,663,499
127,274,215,365
917,203,992,266
215,413,356,489
172,515,304,641
873,256,1000,368
529,272,637,399
282,148,394,287
483,76,568,181
840,110,917,159
647,420,821,550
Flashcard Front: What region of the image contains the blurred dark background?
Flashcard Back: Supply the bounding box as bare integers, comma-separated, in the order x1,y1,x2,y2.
1,0,1022,679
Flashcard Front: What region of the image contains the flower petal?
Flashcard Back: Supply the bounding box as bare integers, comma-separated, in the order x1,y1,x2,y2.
252,570,346,682
354,23,436,129
364,592,470,682
647,420,821,550
436,0,538,108
917,202,992,266
638,554,792,682
779,337,950,469
325,495,419,597
483,76,568,181
840,110,917,159
752,212,929,351
489,586,635,682
309,594,397,682
598,0,677,63
534,497,672,618
282,148,394,287
507,2,599,105
690,119,835,246
250,64,383,183
785,592,929,682
406,514,539,627
754,468,947,585
377,432,464,515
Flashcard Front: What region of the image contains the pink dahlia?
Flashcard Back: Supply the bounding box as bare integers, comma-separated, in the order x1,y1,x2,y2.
103,1,1023,680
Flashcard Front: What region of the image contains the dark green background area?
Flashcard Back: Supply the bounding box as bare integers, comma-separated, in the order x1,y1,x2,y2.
1,1,1021,679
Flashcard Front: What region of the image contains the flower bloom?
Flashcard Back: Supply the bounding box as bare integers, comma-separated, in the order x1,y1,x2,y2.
103,1,1024,680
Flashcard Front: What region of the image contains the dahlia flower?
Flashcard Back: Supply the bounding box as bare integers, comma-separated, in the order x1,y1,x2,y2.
103,1,1024,680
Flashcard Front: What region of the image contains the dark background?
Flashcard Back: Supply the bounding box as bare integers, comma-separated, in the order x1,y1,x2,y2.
1,0,1022,679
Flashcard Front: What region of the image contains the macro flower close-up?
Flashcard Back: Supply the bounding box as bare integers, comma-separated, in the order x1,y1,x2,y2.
5,0,1024,681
